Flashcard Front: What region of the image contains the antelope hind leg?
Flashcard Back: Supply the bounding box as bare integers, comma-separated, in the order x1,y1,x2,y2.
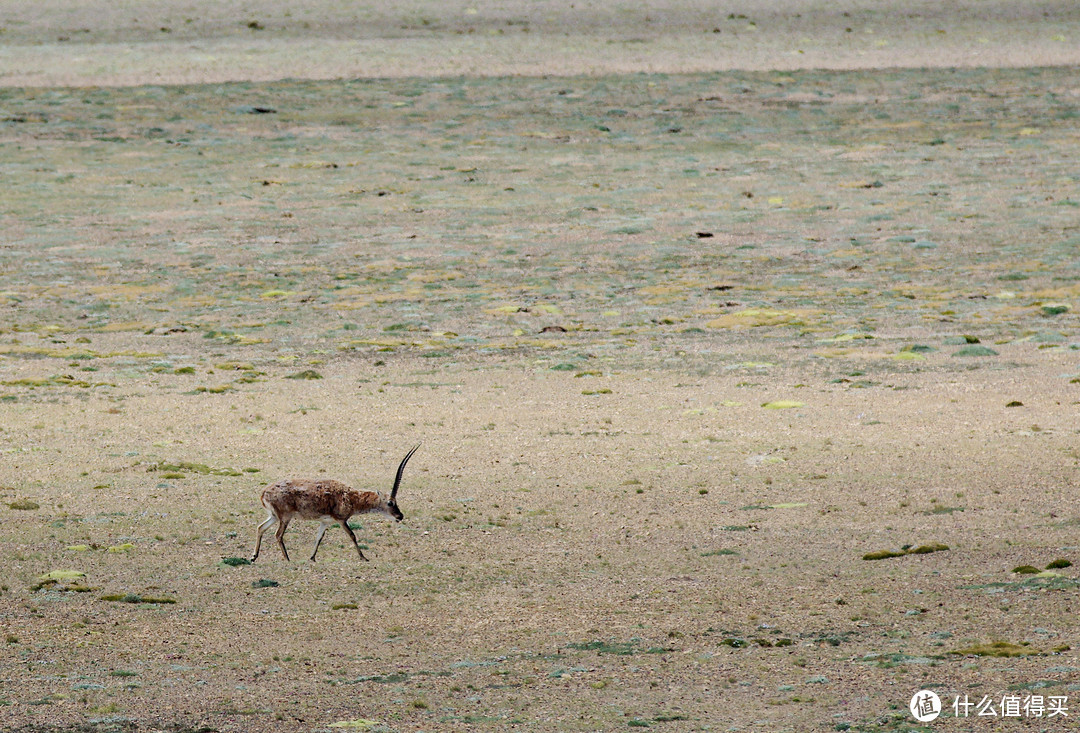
275,518,291,562
251,513,277,562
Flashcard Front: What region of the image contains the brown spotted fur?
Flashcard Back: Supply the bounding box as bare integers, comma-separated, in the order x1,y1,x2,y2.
250,445,418,563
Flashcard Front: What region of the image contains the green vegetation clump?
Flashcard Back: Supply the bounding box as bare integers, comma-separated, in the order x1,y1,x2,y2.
567,639,670,655
953,345,998,357
908,543,950,555
864,544,949,560
286,369,323,380
950,641,1035,657
221,557,251,566
100,593,176,604
147,461,242,476
1047,558,1072,569
8,499,40,510
1012,565,1041,575
862,550,906,561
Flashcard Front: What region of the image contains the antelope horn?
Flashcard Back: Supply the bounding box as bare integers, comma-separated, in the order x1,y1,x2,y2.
390,444,420,500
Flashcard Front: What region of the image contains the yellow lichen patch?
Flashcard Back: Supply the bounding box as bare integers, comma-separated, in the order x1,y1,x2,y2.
821,332,874,343
0,345,90,358
39,570,85,581
226,336,267,346
485,339,565,350
3,377,52,387
260,290,296,299
812,348,854,359
339,338,408,349
762,400,805,409
706,308,813,329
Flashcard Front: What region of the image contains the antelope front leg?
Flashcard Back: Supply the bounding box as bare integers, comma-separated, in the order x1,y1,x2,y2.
339,519,369,561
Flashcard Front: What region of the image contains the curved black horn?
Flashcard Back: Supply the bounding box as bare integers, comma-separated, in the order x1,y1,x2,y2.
390,444,420,500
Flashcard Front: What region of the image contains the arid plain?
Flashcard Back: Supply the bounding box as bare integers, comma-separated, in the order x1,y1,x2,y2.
2,2,1080,731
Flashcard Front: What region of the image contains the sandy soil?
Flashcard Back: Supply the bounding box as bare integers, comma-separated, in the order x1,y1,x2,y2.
0,0,1078,86
2,3,1080,733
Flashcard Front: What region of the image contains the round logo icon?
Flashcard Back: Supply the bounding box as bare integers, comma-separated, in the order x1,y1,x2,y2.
910,690,942,722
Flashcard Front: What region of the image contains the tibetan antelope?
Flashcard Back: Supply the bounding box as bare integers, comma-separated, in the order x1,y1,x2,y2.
250,445,419,563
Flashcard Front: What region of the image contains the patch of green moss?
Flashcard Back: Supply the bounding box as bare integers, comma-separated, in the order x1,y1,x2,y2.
908,543,949,555
221,557,251,567
1013,565,1041,574
100,593,176,604
567,639,670,655
952,345,997,357
147,461,242,476
286,369,323,380
862,550,907,561
864,543,949,560
950,641,1036,658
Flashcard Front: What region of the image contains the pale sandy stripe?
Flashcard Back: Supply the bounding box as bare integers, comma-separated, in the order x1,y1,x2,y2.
0,30,1077,88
